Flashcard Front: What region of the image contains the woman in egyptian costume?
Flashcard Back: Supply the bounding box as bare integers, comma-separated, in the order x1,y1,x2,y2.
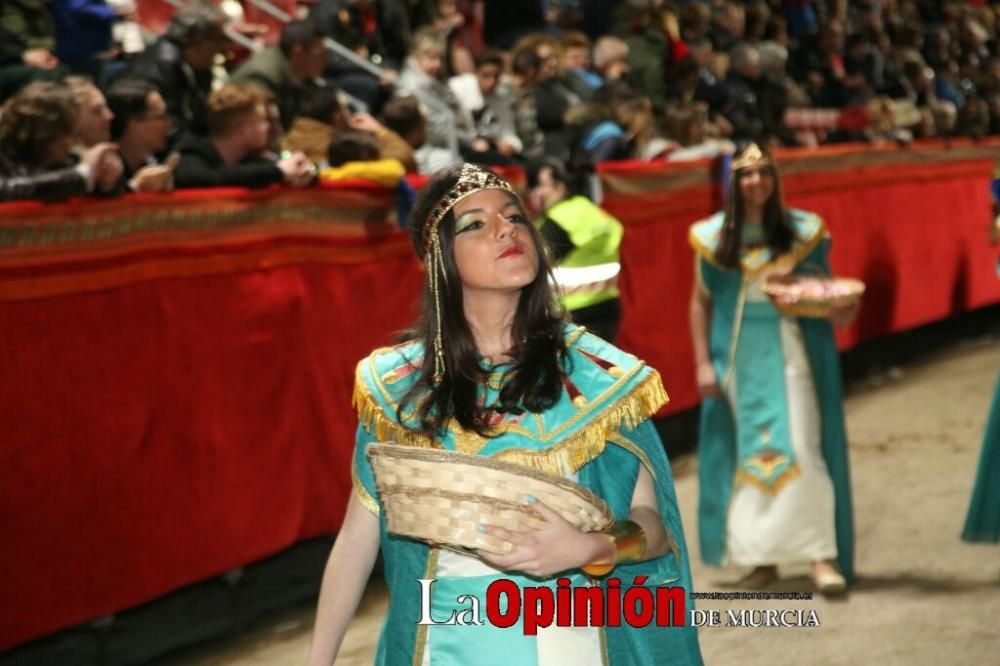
688,143,856,594
961,248,1000,545
308,164,703,665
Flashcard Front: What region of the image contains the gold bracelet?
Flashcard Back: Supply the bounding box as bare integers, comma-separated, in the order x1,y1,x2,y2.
581,520,647,577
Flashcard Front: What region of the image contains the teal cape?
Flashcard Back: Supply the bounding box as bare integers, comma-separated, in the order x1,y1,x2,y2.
351,325,703,665
689,209,855,582
962,373,1000,542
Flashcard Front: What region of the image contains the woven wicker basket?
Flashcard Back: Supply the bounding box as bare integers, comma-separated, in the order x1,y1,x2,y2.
763,275,865,319
367,443,614,555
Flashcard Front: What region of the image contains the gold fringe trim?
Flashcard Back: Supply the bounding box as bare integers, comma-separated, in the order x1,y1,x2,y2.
351,460,380,516
352,367,436,449
688,214,828,277
354,364,670,479
734,463,801,496
491,370,669,477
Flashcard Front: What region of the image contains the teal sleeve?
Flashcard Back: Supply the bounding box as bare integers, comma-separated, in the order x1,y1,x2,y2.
613,420,689,588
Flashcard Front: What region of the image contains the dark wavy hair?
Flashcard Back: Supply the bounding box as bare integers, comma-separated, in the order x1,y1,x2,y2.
715,144,793,269
398,164,568,438
0,82,77,170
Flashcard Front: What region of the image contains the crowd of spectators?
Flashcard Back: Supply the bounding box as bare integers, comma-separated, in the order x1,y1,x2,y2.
3,0,1000,202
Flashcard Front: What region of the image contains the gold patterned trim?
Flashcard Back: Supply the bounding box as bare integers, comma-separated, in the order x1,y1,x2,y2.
354,355,437,449
351,460,380,516
605,431,657,481
356,364,668,477
0,200,386,250
488,370,668,477
734,463,801,496
688,214,827,278
411,548,439,666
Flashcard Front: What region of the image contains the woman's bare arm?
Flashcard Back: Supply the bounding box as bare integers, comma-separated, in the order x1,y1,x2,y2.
307,494,381,666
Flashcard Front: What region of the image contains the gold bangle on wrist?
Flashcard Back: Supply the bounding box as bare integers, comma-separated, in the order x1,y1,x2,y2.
581,520,647,577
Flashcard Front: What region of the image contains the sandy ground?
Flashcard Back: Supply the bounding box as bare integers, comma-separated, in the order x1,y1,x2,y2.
170,334,1000,665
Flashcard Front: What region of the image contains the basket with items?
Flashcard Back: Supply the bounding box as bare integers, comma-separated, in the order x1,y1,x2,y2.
762,274,866,319
367,442,613,555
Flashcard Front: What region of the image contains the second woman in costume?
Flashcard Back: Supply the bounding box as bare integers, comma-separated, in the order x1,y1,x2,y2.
688,144,856,594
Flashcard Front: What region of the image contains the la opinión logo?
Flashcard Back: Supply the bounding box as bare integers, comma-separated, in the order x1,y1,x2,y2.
417,576,687,635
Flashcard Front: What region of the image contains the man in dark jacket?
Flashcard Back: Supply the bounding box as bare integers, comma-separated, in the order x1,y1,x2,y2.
120,4,226,143
231,20,328,130
174,83,315,190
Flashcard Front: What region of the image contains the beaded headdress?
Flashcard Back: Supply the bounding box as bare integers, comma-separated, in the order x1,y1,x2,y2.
422,164,519,383
730,142,773,173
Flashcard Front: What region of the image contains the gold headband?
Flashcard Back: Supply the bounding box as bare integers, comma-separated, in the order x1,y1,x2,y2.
422,163,517,255
422,164,518,384
730,143,773,173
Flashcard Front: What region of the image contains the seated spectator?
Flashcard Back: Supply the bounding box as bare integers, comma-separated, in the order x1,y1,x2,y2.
381,94,457,174
320,128,405,187
327,130,380,165
562,30,602,92
448,48,524,160
66,76,113,147
397,27,473,168
381,94,427,148
231,19,327,131
106,79,177,192
720,43,765,142
663,102,735,161
121,4,227,143
515,33,592,159
50,0,125,80
0,7,65,101
309,0,409,113
592,35,630,85
174,83,315,189
0,81,122,201
1,0,56,56
282,85,416,170
509,46,546,158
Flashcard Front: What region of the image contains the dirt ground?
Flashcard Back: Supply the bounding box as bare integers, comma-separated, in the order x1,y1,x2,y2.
173,333,1000,665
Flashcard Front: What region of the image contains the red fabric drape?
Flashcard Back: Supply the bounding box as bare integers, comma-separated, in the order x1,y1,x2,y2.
0,246,422,649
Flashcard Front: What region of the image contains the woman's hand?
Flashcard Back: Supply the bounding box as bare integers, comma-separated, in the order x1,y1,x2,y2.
478,499,613,578
696,361,722,398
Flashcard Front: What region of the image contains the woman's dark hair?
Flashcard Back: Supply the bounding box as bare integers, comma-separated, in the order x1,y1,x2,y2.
107,79,158,140
398,164,568,438
0,82,77,170
715,144,793,269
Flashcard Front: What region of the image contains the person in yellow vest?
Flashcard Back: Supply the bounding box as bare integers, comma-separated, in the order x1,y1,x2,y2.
527,158,624,341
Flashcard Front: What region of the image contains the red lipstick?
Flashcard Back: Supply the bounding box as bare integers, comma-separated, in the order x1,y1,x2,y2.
499,244,524,258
